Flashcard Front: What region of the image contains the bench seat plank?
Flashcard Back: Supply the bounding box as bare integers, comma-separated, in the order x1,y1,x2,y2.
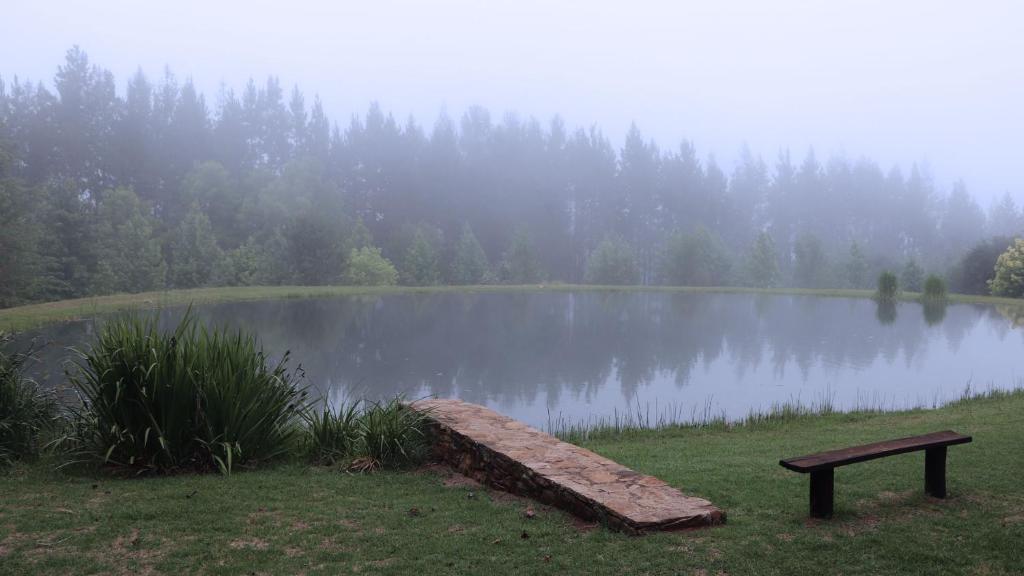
780,430,971,473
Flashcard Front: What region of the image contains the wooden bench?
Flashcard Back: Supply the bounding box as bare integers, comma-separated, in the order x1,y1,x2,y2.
779,430,972,518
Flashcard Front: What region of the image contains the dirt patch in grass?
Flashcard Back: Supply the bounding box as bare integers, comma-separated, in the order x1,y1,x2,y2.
353,558,395,572
229,537,269,551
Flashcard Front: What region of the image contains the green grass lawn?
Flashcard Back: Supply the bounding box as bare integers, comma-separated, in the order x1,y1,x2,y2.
2,392,1022,575
3,284,1023,333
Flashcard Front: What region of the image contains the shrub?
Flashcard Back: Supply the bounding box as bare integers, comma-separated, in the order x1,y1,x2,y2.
661,228,732,287
345,246,398,286
922,275,947,301
61,311,309,474
305,401,361,466
305,397,430,471
989,238,1024,298
950,237,1013,295
0,333,57,466
875,271,899,301
584,237,638,285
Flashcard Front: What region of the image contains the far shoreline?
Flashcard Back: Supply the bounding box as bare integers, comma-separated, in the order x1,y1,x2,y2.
2,284,1023,332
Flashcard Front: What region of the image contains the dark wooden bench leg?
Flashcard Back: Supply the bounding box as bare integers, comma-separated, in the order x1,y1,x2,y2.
925,446,947,498
810,468,834,518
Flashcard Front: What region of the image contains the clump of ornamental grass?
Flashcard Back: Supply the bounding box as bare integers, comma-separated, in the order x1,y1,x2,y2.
875,271,900,301
305,401,362,466
60,310,309,475
922,274,948,301
305,396,431,471
0,333,58,467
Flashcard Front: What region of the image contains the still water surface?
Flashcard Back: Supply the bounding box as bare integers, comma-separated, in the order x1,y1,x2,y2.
12,292,1024,429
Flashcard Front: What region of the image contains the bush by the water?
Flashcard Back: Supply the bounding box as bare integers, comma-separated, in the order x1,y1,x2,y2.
306,397,430,470
0,333,57,466
876,271,899,301
922,275,948,301
989,238,1024,298
61,312,309,474
584,237,639,285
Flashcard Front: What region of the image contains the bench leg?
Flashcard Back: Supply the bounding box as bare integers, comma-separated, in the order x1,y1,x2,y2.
925,446,947,498
809,469,834,518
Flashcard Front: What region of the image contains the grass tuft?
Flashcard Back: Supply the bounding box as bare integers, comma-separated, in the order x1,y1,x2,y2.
305,397,431,470
57,309,310,474
0,332,58,466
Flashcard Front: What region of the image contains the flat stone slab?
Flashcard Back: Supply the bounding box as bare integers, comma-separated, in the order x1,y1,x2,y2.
412,399,724,534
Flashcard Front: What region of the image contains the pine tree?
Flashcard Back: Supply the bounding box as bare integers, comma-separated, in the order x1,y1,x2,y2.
901,258,924,292
845,241,868,289
501,228,543,284
452,223,489,284
401,229,440,286
793,233,827,288
92,188,166,293
169,202,221,288
745,232,780,288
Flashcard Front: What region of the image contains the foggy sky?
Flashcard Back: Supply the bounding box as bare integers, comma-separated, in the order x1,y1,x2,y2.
3,0,1022,204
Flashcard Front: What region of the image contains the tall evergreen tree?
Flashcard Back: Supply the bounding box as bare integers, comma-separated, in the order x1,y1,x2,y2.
452,223,489,284
745,231,780,288
169,202,221,288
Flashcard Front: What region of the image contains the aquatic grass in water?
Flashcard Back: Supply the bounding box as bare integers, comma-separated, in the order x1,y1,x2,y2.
547,382,1022,443
0,332,58,466
60,310,309,474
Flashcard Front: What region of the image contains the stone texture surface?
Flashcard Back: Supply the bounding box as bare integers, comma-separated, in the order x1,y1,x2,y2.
412,398,725,534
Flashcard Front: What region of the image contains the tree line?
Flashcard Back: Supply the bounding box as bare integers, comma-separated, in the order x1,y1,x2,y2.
2,47,1023,308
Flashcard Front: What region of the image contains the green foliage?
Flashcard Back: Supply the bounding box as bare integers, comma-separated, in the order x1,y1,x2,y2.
305,397,429,470
875,271,899,301
0,177,46,307
304,402,361,466
212,238,269,287
845,241,868,289
285,209,349,285
91,188,166,294
401,229,441,286
661,228,731,286
451,223,489,285
351,397,430,470
901,258,924,292
922,274,948,301
501,228,544,284
181,162,244,248
950,237,1013,295
792,233,827,288
345,246,398,286
4,392,1024,574
988,238,1024,298
169,203,222,288
61,311,309,474
0,333,58,466
745,232,780,288
584,237,638,285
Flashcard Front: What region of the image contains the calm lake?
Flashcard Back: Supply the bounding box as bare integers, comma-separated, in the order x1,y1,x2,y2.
11,292,1024,429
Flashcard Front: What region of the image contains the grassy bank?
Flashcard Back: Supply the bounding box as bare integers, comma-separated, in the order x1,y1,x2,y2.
2,391,1022,575
3,284,1023,332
